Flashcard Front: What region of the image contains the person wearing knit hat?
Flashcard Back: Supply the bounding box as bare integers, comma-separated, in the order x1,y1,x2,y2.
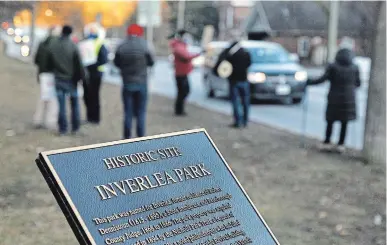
114,24,155,139
127,24,144,37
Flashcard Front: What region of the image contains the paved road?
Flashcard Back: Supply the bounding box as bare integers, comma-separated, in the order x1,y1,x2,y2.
1,32,367,149
104,61,367,150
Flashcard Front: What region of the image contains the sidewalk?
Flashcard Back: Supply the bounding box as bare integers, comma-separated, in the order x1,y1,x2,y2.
0,55,385,245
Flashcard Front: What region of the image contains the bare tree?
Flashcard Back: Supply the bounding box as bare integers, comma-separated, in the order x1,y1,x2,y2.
363,1,386,165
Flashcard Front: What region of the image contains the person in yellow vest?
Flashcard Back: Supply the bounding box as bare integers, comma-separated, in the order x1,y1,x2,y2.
82,24,108,125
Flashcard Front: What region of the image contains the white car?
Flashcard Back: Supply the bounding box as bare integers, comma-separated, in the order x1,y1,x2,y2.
203,40,307,104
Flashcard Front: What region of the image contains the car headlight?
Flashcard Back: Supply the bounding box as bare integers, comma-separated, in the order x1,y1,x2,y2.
22,36,30,43
14,28,22,36
248,72,266,83
294,71,308,81
7,28,14,35
21,45,30,57
14,35,22,43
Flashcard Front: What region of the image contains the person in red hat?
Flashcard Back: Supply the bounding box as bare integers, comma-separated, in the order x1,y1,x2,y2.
169,30,201,116
127,24,143,36
114,24,154,139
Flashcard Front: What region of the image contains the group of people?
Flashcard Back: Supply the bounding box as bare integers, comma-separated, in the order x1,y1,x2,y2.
33,24,361,151
171,31,361,152
210,36,361,152
33,23,154,139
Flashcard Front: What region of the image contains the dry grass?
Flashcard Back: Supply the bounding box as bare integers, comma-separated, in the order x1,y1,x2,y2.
0,55,385,245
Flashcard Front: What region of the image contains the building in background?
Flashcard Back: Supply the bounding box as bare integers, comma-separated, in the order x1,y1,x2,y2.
244,1,378,65
218,0,254,40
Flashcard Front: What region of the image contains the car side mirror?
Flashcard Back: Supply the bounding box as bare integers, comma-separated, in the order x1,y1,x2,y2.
289,53,300,63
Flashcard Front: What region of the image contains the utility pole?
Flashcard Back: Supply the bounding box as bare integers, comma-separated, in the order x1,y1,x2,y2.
29,2,37,52
96,13,102,24
218,1,230,41
146,1,154,47
327,0,340,63
177,0,185,30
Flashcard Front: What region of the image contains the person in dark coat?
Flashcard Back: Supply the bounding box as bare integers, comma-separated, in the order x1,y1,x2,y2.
114,24,155,139
214,40,252,128
33,25,60,130
307,48,361,151
48,25,85,135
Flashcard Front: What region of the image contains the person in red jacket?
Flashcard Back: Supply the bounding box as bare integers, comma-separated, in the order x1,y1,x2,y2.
169,30,200,116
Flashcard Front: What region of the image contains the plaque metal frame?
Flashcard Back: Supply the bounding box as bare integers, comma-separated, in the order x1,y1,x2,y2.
38,128,280,245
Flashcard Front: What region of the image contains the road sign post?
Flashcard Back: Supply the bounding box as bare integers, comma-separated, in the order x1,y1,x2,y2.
201,25,214,49
327,1,340,63
137,0,161,46
177,0,186,30
146,3,154,46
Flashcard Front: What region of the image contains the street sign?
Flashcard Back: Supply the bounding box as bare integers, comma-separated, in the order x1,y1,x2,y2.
137,0,161,27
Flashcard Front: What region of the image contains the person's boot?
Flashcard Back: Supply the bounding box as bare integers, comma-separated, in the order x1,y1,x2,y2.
175,112,187,116
318,142,333,151
336,144,346,153
229,123,242,129
33,124,45,130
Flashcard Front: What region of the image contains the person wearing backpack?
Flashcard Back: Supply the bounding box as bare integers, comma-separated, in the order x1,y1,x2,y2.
214,40,252,128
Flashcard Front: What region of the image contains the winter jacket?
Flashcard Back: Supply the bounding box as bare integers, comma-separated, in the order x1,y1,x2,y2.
48,36,84,86
307,48,361,121
214,42,252,83
169,39,200,76
34,36,54,74
83,37,108,77
114,36,154,88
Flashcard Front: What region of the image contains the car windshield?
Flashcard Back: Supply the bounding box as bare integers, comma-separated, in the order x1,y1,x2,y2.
247,46,290,64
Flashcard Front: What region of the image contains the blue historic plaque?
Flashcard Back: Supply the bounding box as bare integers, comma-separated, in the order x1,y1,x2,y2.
37,129,280,245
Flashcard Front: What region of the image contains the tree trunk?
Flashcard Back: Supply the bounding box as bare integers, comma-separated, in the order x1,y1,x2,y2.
363,1,386,165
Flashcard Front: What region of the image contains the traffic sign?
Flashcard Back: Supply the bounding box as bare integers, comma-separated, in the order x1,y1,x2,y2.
137,0,161,27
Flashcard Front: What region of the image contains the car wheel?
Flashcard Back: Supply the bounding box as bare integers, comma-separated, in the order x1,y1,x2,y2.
208,89,215,98
292,97,303,104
